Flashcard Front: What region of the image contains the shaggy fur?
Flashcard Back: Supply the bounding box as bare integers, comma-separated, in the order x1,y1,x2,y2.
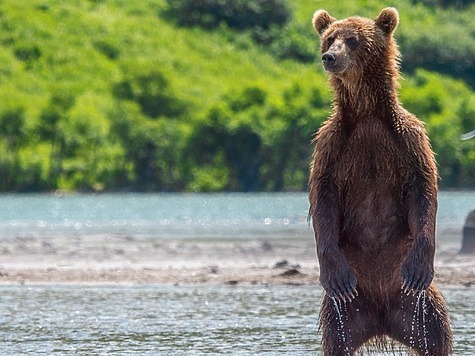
308,8,452,355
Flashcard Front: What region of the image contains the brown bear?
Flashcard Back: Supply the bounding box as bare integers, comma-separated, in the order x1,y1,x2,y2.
308,7,452,355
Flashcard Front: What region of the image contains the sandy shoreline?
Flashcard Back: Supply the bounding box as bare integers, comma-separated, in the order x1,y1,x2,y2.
0,235,473,287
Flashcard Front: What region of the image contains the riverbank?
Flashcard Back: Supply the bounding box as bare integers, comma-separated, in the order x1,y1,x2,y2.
0,235,473,287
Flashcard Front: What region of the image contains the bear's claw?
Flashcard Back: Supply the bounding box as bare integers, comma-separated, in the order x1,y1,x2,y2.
324,270,358,302
401,267,432,295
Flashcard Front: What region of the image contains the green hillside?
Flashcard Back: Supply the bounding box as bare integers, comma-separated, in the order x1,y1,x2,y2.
0,0,474,191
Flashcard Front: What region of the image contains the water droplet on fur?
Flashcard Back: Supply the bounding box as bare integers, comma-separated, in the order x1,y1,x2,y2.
331,297,351,355
400,292,408,340
419,291,430,355
406,290,430,354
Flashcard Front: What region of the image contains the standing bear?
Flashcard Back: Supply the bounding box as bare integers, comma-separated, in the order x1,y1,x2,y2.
308,8,452,355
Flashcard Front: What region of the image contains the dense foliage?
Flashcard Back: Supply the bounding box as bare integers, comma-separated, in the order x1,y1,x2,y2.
164,0,290,30
0,0,473,192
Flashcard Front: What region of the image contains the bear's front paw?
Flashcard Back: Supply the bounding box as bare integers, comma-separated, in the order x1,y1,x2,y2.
320,265,357,302
401,258,433,295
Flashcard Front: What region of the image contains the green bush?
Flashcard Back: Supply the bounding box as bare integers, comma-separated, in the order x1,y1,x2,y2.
165,0,290,30
113,67,186,118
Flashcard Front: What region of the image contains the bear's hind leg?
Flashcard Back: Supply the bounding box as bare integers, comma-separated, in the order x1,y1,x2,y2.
320,294,377,355
387,285,452,355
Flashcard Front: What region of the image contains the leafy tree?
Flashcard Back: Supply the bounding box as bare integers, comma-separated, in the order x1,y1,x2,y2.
111,101,188,191
0,106,30,190
37,92,75,188
258,83,329,191
186,83,329,192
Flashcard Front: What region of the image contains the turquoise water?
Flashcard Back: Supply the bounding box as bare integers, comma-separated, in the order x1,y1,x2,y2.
0,285,473,355
0,191,473,242
0,193,309,240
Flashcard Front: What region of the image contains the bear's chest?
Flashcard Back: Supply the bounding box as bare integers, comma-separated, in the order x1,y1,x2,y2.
334,120,405,188
333,120,409,244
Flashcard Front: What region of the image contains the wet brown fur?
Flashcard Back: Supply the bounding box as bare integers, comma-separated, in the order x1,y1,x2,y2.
309,8,452,355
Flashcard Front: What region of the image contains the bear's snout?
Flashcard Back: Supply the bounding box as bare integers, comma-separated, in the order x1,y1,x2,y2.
322,52,336,65
321,50,349,74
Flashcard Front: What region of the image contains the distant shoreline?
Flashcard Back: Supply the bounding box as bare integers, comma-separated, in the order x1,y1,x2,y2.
0,236,472,287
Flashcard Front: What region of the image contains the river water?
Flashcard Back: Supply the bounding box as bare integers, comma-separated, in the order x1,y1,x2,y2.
0,192,473,354
0,285,473,355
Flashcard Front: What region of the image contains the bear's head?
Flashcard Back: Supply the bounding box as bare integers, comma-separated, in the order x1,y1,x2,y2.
312,8,399,82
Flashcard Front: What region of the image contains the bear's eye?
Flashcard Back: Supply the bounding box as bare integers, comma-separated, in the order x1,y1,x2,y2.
346,37,359,50
326,36,335,46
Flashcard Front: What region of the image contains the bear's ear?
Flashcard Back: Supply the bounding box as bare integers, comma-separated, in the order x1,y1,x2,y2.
312,10,336,36
374,7,399,35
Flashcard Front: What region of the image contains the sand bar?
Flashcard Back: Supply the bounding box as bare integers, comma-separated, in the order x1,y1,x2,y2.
0,235,472,287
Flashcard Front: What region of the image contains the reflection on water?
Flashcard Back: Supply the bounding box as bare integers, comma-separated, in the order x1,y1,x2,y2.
0,285,472,354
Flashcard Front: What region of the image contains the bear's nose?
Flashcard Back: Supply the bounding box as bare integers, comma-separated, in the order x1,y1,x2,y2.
322,53,336,64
